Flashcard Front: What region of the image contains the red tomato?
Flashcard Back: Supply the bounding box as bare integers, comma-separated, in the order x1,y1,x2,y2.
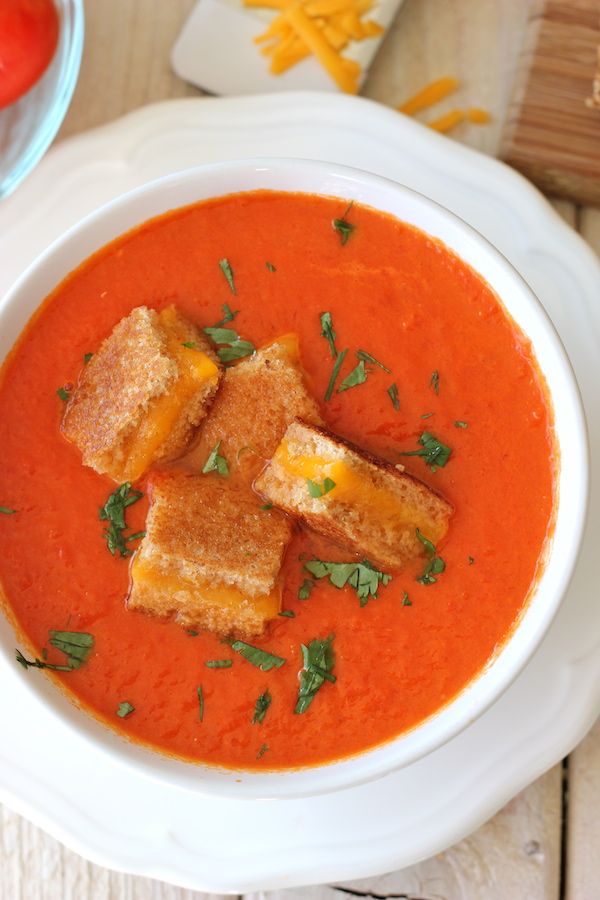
0,0,59,109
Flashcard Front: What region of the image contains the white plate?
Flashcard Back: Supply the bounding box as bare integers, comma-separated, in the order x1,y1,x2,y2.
0,93,598,893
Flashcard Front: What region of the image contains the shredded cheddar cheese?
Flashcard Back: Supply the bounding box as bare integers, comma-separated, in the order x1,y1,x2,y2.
246,0,383,91
398,77,491,135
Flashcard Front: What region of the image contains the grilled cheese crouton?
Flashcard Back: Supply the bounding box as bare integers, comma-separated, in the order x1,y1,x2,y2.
62,306,221,482
187,335,322,482
128,470,292,637
254,420,453,571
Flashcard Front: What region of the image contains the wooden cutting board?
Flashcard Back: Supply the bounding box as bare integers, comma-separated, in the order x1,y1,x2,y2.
500,0,600,205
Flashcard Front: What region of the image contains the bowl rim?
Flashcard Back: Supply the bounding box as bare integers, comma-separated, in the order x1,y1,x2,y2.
0,157,590,799
0,0,84,200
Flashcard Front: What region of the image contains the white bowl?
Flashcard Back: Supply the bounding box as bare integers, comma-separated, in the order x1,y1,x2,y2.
0,159,589,799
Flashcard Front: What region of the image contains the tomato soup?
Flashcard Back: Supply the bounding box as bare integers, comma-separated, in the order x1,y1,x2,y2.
0,191,555,770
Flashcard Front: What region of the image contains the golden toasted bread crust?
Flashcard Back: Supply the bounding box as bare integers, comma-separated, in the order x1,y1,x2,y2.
254,420,453,571
128,470,292,637
187,340,323,481
62,306,220,482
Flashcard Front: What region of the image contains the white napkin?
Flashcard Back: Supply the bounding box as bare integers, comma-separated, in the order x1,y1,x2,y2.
171,0,405,95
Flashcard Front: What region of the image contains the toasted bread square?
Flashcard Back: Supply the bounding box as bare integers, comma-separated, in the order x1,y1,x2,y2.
254,420,453,571
187,336,322,483
62,306,221,483
128,470,292,637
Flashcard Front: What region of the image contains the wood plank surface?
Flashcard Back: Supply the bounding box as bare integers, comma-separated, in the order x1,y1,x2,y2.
2,0,597,898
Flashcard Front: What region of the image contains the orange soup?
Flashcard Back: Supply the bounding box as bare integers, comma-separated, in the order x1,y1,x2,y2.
0,191,555,770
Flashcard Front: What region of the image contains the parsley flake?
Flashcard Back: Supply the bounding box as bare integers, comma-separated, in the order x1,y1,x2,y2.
260,502,273,511
387,383,400,411
197,685,204,721
56,386,70,402
332,203,355,246
185,629,200,637
295,635,336,714
298,578,315,601
402,591,412,606
304,559,391,606
338,359,367,393
203,323,255,364
306,477,336,498
257,743,269,759
455,420,468,429
430,370,440,394
324,348,348,401
0,506,16,515
266,262,276,272
83,352,93,364
231,640,286,671
116,701,135,718
181,341,197,349
252,689,272,724
202,440,229,477
218,258,236,294
278,610,296,618
399,431,452,472
205,659,233,669
357,350,391,373
421,412,434,419
320,312,338,358
99,483,144,557
16,630,94,672
468,556,475,565
416,528,446,585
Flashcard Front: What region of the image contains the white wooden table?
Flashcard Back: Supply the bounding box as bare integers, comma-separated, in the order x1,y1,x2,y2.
2,1,599,896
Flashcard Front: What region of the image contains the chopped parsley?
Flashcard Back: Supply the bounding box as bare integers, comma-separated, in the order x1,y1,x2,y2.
116,701,135,718
202,440,229,477
468,556,475,565
99,482,144,557
218,258,236,294
231,640,286,671
252,689,272,724
0,506,16,515
197,685,204,721
260,502,273,511
332,202,355,245
83,352,93,364
306,477,336,498
185,629,200,637
430,370,440,394
455,420,468,429
203,324,255,364
266,261,276,272
357,350,391,373
56,386,70,402
298,578,315,601
416,528,446,585
295,635,336,714
278,610,296,618
214,303,238,326
257,743,269,759
399,431,452,472
16,630,94,672
421,412,434,419
320,312,338,358
402,592,412,606
338,359,367,393
304,559,391,606
324,347,348,401
205,659,233,668
387,383,400,411
181,341,197,349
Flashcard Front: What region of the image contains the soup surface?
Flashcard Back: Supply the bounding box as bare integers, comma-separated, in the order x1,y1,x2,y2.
0,191,555,770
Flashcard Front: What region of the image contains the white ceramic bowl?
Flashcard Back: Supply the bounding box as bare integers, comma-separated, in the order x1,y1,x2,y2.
0,159,589,799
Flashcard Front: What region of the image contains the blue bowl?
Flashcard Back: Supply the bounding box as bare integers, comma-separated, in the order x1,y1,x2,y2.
0,0,84,199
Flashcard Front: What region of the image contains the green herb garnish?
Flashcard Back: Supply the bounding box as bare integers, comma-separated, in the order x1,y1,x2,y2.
357,350,391,373
203,324,255,364
468,556,475,565
231,640,286,671
399,431,452,472
181,341,197,349
416,528,446,585
324,348,348,401
338,359,367,393
266,262,276,273
0,506,16,515
320,312,338,358
306,477,336,498
83,352,93,364
197,685,204,721
218,258,236,294
402,592,412,606
304,559,391,606
99,482,144,557
260,502,273,511
205,659,233,669
332,202,355,246
16,630,95,672
252,689,272,724
257,743,269,759
185,629,200,637
56,387,70,402
278,610,296,618
455,420,468,429
430,370,440,394
213,303,238,326
387,383,400,411
116,701,135,718
202,440,229,477
298,578,315,601
295,635,336,714
421,412,434,419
